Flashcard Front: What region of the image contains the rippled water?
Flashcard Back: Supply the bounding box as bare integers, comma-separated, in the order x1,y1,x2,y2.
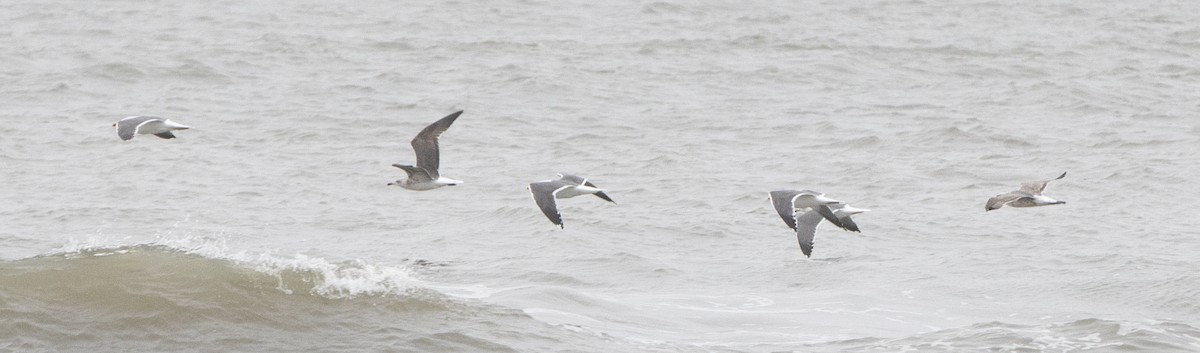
2,0,1199,352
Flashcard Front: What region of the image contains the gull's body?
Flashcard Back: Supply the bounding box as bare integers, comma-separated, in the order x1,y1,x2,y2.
528,174,616,228
113,116,191,141
389,111,464,191
985,172,1067,211
793,203,870,257
768,189,842,230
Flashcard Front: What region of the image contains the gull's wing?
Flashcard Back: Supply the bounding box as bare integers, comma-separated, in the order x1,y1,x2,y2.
392,164,433,183
1019,172,1066,195
814,204,845,230
530,181,570,228
560,174,616,204
794,209,826,258
769,190,801,230
410,110,463,178
985,191,1029,211
587,182,616,204
115,116,159,141
825,204,864,231
153,131,176,139
837,215,861,232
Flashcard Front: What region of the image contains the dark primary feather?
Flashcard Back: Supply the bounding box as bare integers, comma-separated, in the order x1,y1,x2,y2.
986,191,1029,211
769,190,800,230
392,164,433,182
794,210,826,257
815,205,845,229
560,174,616,203
529,181,567,228
1019,172,1066,194
838,215,861,232
583,181,616,203
410,110,463,177
115,116,160,141
592,190,616,204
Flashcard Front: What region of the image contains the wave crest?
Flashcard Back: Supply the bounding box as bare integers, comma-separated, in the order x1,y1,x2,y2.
29,239,422,300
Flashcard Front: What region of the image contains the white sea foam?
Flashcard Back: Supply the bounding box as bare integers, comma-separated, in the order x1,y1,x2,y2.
48,232,422,299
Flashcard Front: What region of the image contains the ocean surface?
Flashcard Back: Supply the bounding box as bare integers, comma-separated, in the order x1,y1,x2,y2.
2,0,1199,351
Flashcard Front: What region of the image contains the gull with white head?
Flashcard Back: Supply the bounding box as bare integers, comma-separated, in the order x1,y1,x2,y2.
767,189,842,230
528,173,616,229
113,116,191,141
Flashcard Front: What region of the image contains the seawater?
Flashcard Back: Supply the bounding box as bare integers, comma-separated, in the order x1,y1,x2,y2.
2,0,1199,352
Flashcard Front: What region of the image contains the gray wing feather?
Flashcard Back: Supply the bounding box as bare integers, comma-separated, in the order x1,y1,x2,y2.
115,116,159,141
392,164,433,182
1019,172,1066,194
1008,197,1041,208
815,205,845,230
794,210,825,257
530,181,568,228
769,190,801,230
986,191,1029,211
583,180,616,204
410,110,462,178
838,215,861,232
592,189,616,204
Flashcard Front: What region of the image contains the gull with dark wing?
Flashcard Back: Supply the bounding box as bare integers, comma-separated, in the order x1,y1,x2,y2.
985,172,1067,211
528,173,616,229
793,203,870,257
113,116,191,141
768,189,842,230
388,111,464,191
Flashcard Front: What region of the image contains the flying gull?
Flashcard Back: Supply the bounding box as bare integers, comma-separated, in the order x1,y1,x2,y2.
113,116,191,141
388,110,465,191
985,172,1067,211
793,203,870,257
528,173,616,228
768,189,842,230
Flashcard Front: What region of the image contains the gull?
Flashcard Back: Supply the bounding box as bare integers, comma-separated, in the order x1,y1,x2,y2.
985,172,1067,211
793,203,870,257
528,174,615,228
768,189,842,230
388,111,464,190
113,116,191,141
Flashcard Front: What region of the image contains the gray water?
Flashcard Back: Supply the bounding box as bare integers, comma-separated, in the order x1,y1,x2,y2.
2,0,1200,352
